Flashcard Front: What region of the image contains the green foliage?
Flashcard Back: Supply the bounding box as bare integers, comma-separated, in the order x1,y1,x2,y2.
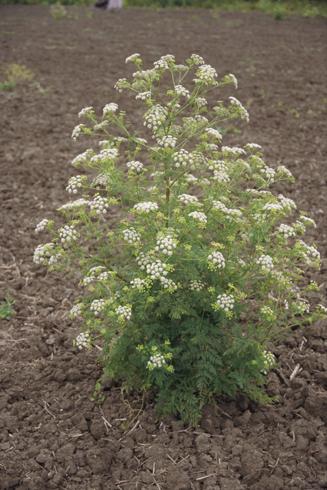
0,0,325,16
0,63,35,91
0,297,15,320
50,1,68,18
0,81,16,91
0,63,45,93
124,0,327,17
0,0,92,4
0,0,326,16
34,53,326,424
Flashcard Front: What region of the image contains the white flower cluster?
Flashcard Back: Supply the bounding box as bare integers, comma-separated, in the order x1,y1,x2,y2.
78,106,94,119
130,278,148,290
256,254,274,273
262,195,296,216
123,227,141,244
205,128,222,141
93,173,109,187
261,199,291,216
167,101,181,110
136,252,151,270
173,149,194,168
90,148,118,164
89,195,108,215
115,305,132,321
66,175,84,194
277,165,293,180
260,306,275,321
213,169,230,183
133,201,159,213
245,143,262,153
174,64,188,72
75,332,91,350
195,64,218,85
299,215,316,228
70,303,83,318
185,173,198,183
58,199,89,211
216,293,235,313
49,253,62,266
144,105,167,132
225,73,238,89
33,243,56,265
71,149,93,167
222,146,246,158
277,223,296,239
82,266,108,286
155,234,177,256
196,114,209,124
246,188,270,197
189,54,205,65
260,166,276,183
157,135,177,148
126,160,144,174
145,259,169,281
208,251,225,270
59,225,79,244
154,54,175,70
278,194,296,212
298,240,320,263
188,211,207,224
136,91,151,101
262,202,284,213
294,299,310,314
35,219,49,233
263,350,276,372
238,258,246,267
72,124,86,141
137,254,169,281
133,69,157,81
147,353,166,370
228,96,249,122
93,121,109,132
190,280,205,291
193,97,207,108
125,53,141,64
174,84,190,97
208,158,227,171
212,201,243,220
134,137,148,146
207,143,219,152
103,103,118,116
160,277,177,291
90,299,106,316
98,271,110,281
178,194,199,205
114,77,129,92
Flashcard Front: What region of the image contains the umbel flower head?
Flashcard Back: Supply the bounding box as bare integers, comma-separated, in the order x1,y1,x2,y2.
33,53,326,425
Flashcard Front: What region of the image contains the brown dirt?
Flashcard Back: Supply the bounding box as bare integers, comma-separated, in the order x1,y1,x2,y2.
1,5,327,489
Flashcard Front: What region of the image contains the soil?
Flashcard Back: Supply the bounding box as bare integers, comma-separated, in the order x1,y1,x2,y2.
0,5,327,489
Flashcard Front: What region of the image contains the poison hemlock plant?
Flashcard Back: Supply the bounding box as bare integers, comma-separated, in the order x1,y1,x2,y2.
34,53,326,424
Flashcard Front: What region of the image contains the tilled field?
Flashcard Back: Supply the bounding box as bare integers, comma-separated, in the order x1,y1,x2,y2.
0,6,327,489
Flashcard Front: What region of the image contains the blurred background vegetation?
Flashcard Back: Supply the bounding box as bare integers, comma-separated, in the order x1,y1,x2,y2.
1,0,327,18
